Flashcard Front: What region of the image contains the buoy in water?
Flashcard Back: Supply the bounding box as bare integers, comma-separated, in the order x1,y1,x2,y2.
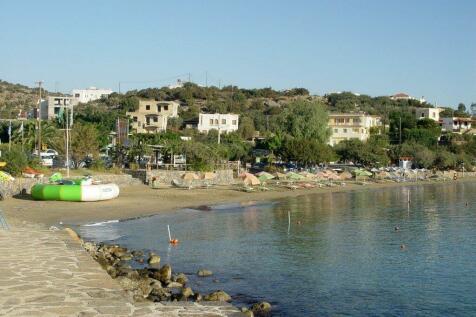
394,226,400,231
400,244,406,250
167,225,179,245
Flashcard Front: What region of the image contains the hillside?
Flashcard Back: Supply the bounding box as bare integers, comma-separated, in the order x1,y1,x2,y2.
0,80,45,118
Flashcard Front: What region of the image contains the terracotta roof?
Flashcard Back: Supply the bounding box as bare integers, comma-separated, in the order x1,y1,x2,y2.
393,93,409,98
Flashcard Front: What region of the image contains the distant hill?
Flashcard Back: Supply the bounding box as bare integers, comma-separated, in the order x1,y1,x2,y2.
0,80,47,118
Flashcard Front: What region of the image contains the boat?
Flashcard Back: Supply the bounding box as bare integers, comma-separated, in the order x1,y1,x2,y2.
31,182,120,202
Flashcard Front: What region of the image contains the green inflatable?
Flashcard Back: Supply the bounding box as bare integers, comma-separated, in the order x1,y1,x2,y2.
31,177,120,202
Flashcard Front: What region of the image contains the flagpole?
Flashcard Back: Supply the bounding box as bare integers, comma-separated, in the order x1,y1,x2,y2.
8,120,11,151
66,108,70,178
21,122,24,152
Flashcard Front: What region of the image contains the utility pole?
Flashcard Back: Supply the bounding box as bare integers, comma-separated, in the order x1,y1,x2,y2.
35,80,43,155
205,71,208,87
217,114,221,144
65,108,70,178
399,116,402,145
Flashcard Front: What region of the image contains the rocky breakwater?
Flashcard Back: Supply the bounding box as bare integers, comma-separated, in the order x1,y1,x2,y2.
81,240,273,316
81,241,233,304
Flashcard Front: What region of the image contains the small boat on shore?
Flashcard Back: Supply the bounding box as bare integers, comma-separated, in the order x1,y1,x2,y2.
31,182,120,202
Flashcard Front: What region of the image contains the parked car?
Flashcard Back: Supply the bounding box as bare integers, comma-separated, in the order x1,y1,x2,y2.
39,153,54,167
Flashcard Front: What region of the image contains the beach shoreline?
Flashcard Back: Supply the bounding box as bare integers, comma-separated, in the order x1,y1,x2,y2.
3,176,475,227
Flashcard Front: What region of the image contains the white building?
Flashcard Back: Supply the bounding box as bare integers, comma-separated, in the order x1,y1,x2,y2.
328,113,383,146
390,93,425,103
415,107,442,121
72,87,113,103
40,96,78,121
441,117,472,133
126,99,179,133
198,113,239,134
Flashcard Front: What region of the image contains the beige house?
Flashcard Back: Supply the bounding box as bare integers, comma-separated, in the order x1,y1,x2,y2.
40,96,78,120
126,99,179,133
441,117,472,133
328,113,383,146
415,107,442,121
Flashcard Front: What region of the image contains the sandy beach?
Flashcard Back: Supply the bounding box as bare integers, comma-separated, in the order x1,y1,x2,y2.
3,177,475,226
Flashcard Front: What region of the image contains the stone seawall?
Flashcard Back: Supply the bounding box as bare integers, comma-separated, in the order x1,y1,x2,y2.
0,174,142,199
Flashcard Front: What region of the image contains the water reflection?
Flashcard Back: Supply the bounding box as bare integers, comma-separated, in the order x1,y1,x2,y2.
78,182,476,316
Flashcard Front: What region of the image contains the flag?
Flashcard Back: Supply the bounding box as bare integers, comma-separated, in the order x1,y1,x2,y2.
57,107,65,125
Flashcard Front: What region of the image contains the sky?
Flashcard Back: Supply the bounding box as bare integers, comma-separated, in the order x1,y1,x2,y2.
1,0,475,107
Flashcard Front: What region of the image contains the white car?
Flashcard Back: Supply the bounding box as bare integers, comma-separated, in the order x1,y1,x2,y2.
39,154,54,167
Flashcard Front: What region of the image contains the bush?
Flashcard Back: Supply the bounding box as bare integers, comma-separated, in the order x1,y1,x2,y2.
1,146,28,176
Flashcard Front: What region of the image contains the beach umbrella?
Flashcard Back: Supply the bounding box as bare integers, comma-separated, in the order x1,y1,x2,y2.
274,172,287,180
256,171,275,182
339,171,353,180
286,172,305,181
352,169,372,177
182,172,199,180
239,172,261,186
299,171,316,179
201,172,216,180
326,172,341,180
315,171,327,179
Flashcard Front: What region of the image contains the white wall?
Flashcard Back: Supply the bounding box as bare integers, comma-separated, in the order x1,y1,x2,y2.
72,87,113,103
198,113,239,133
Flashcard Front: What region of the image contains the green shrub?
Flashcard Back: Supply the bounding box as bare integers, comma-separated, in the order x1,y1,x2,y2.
1,146,28,176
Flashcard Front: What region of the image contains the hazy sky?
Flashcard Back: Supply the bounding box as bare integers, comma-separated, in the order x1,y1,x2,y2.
1,0,475,107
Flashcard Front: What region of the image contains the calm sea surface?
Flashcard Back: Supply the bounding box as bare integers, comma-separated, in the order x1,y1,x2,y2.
77,181,476,316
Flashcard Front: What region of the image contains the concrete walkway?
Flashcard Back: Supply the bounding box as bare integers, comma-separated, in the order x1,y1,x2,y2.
0,219,243,317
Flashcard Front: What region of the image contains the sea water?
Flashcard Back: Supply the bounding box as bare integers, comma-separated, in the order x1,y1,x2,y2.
77,181,476,316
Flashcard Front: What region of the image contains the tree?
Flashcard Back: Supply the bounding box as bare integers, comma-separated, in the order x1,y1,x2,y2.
399,142,435,168
274,100,331,143
457,103,466,113
70,123,100,167
281,137,335,166
0,145,29,176
238,116,255,140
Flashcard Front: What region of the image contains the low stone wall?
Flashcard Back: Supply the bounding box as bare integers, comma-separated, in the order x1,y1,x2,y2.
0,174,142,199
125,169,235,186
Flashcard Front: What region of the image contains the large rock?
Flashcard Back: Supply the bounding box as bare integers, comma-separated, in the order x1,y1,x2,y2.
156,264,172,283
181,287,194,299
148,287,171,302
197,269,213,277
203,290,231,302
173,273,188,285
251,302,272,316
166,281,183,289
148,254,161,265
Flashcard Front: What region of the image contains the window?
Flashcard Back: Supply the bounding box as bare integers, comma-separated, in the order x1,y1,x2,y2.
345,118,350,123
209,119,214,125
343,128,347,133
222,119,226,125
421,113,425,117
75,93,80,98
353,128,359,133
164,105,168,111
133,116,138,122
334,128,338,133
146,105,150,110
215,119,219,125
54,107,60,115
232,120,237,125
153,117,158,122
